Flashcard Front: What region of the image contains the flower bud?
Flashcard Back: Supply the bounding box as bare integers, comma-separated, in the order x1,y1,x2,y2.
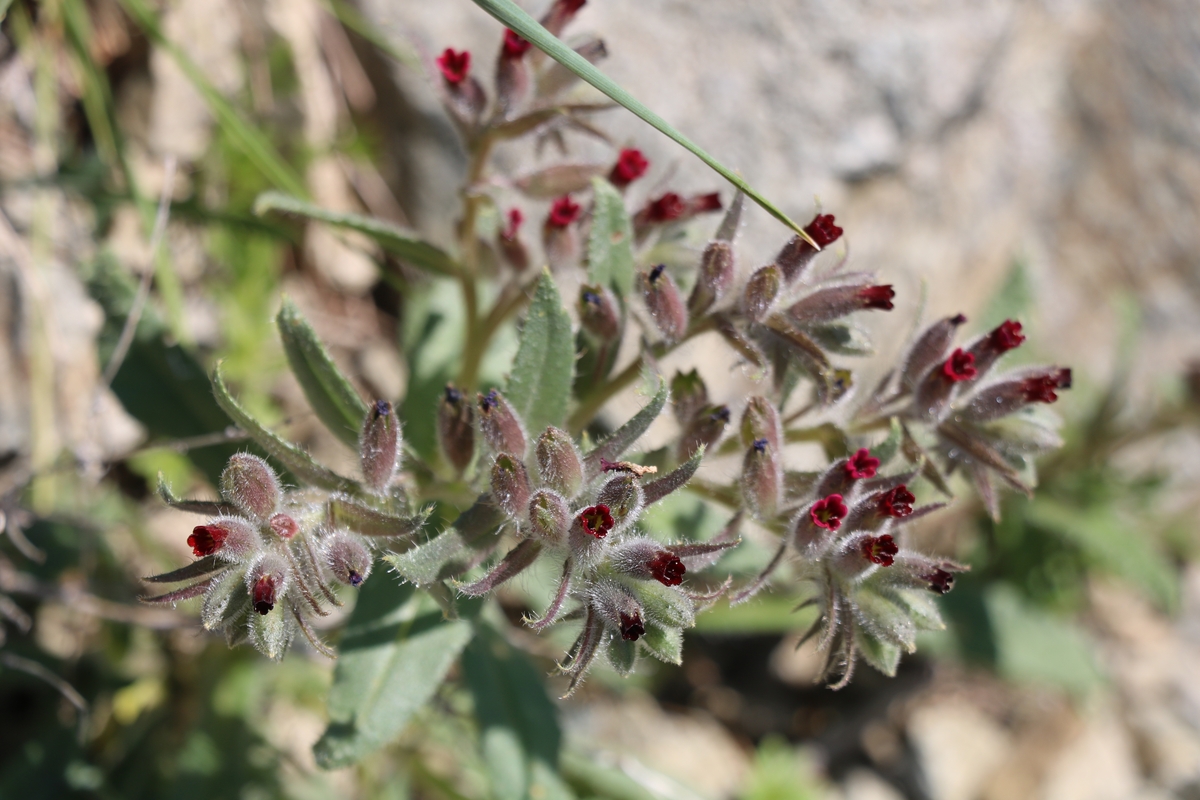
962,367,1072,422
478,389,527,457
188,516,260,561
324,531,373,587
740,396,782,452
540,0,586,38
495,30,532,116
544,195,582,270
786,282,895,325
491,453,532,522
901,313,968,390
688,241,735,315
528,489,570,544
677,404,729,461
966,319,1026,378
268,512,299,540
220,454,281,522
774,213,844,283
438,384,475,472
913,348,975,420
670,369,708,425
536,426,583,498
642,265,688,341
436,49,485,124
590,580,646,641
578,285,620,342
595,474,645,529
246,553,289,615
609,148,649,188
742,264,782,322
741,439,781,520
844,448,880,480
498,208,530,272
360,400,402,493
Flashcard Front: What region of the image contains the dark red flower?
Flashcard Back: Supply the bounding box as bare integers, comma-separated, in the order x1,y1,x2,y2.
646,192,686,222
804,213,843,248
547,195,582,227
924,569,955,595
858,285,895,311
436,48,471,85
810,493,849,531
861,534,899,567
987,320,1025,353
502,29,532,58
688,192,722,213
188,524,228,557
609,148,649,187
942,348,978,382
649,551,686,586
619,611,645,641
845,448,880,480
579,504,615,538
268,512,298,540
877,485,915,518
562,0,586,11
1020,368,1072,403
253,574,277,615
502,207,523,240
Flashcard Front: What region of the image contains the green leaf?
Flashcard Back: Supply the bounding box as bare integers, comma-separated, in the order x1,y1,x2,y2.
1025,499,1179,612
276,299,369,449
582,372,667,475
313,580,474,769
506,270,575,438
330,497,429,542
115,0,306,198
587,177,635,297
870,417,903,467
605,636,638,677
385,498,507,585
254,191,459,276
462,624,563,800
984,584,1102,695
465,0,817,245
854,628,901,677
210,363,358,494
808,323,874,356
639,624,683,665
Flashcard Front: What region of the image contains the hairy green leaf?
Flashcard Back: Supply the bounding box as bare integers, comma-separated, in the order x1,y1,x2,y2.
466,0,816,244
330,496,429,542
313,581,473,769
582,372,667,478
385,498,507,585
276,299,369,449
254,192,459,276
506,270,575,438
587,177,635,297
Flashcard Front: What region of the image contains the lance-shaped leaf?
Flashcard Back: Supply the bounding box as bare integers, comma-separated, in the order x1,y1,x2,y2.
642,446,703,506
870,418,903,467
587,177,635,297
140,578,215,605
937,420,1031,495
465,0,817,245
456,539,544,597
156,473,236,517
313,580,473,769
640,624,683,665
527,557,574,631
330,496,429,544
582,372,667,479
276,299,369,449
514,163,606,198
210,363,358,495
462,624,564,800
143,556,227,584
506,270,575,438
385,498,507,586
254,191,459,276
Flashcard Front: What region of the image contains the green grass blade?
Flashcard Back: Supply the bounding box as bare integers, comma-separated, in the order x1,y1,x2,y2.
254,191,460,276
468,0,817,246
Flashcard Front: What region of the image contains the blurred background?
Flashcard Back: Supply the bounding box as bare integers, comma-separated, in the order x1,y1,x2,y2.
2,0,1199,798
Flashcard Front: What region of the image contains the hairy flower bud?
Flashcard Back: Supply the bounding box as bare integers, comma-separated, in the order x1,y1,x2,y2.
961,367,1072,422
528,489,571,544
578,285,620,342
670,369,709,426
677,404,730,461
611,538,687,586
543,196,582,269
591,580,646,641
741,439,781,520
247,554,289,615
740,396,782,452
268,512,299,540
220,454,281,522
491,453,532,522
437,49,484,124
901,313,968,390
742,264,782,322
498,208,530,272
609,148,649,188
325,531,373,587
773,213,844,283
537,426,583,498
479,389,527,457
642,264,688,341
688,240,735,315
540,0,586,38
967,319,1026,378
360,400,402,493
438,384,475,473
496,31,531,116
595,474,645,529
188,516,260,561
787,282,895,325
